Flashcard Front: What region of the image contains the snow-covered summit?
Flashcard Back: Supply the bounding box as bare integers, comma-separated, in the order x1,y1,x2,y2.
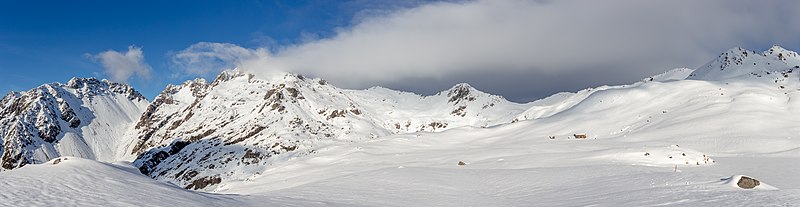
440,83,503,105
689,45,800,81
65,77,147,101
763,45,800,64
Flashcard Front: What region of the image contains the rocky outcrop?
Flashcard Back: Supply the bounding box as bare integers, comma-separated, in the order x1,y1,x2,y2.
737,176,760,189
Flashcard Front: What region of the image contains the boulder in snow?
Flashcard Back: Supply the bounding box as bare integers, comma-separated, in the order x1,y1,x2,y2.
736,176,760,189
721,175,777,190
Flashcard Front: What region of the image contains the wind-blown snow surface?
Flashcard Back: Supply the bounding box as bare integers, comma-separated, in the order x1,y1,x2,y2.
3,46,800,206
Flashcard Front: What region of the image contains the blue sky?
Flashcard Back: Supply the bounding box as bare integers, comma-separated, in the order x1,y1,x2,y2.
0,0,425,98
3,0,800,102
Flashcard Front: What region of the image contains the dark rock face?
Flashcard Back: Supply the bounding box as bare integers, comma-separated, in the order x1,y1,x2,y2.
737,176,760,189
447,83,477,104
185,176,222,190
136,140,198,175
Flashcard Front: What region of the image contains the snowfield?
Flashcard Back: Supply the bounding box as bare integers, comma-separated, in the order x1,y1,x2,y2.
3,128,798,206
2,46,800,206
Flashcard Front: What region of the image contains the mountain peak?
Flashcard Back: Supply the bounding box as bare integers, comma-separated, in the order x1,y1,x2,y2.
65,77,103,89
764,45,794,54
763,45,800,62
212,69,317,86
688,46,798,81
60,77,147,101
446,83,479,104
212,69,253,85
451,82,473,89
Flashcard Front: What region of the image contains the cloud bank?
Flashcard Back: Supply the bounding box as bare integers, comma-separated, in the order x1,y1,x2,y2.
174,0,800,101
91,46,152,83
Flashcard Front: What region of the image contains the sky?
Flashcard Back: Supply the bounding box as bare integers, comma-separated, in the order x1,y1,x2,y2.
3,0,800,102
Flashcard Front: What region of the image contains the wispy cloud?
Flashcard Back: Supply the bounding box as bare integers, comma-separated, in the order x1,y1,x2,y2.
173,0,800,100
171,42,266,77
89,46,152,83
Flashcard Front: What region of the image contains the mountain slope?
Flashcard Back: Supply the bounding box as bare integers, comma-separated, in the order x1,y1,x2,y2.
0,78,148,170
128,70,530,190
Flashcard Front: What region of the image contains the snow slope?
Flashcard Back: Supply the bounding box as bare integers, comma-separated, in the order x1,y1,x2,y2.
0,157,351,206
0,157,246,206
3,127,798,206
216,127,799,206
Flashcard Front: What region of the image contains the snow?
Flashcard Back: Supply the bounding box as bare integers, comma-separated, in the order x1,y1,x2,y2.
0,157,244,206
216,123,799,205
642,68,695,82
2,46,800,206
6,129,799,206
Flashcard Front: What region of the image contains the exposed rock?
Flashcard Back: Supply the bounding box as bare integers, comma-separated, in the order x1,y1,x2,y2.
185,176,222,190
447,83,477,104
327,110,347,120
737,176,761,189
451,106,467,117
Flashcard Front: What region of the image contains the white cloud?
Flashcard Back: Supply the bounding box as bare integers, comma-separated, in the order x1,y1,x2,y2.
171,42,267,77
174,0,800,99
91,46,152,83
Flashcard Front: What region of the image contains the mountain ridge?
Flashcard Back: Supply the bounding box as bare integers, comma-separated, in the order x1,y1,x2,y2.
128,69,533,190
2,45,799,191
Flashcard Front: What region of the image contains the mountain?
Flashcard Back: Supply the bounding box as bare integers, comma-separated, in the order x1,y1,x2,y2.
128,70,530,190
0,78,148,170
3,46,800,205
688,45,800,81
